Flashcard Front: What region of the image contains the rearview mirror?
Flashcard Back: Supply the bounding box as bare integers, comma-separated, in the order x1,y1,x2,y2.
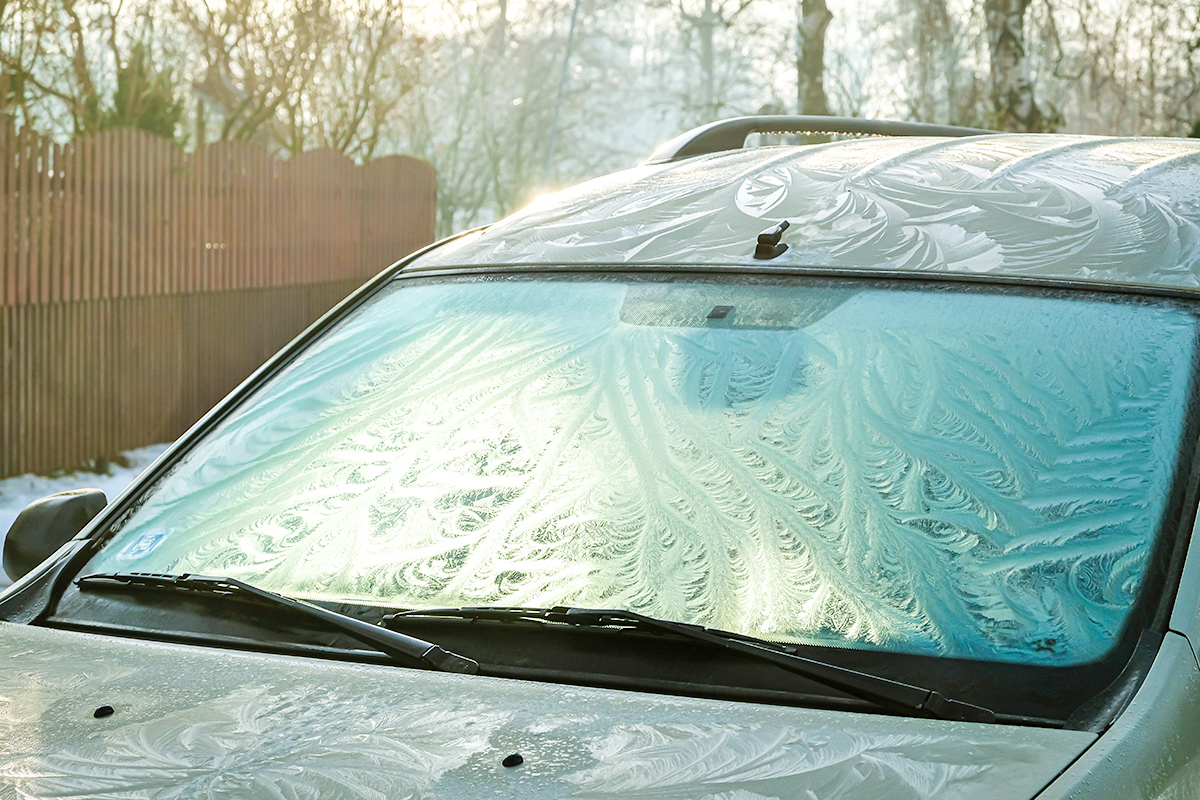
3,489,107,582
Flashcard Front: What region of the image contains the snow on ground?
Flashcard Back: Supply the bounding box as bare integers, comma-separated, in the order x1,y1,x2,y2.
0,443,171,590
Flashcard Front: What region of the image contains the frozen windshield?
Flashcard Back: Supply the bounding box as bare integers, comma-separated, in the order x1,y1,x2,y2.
87,276,1198,666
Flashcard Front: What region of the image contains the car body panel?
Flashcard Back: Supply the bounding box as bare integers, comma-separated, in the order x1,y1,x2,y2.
414,136,1200,292
1169,511,1200,663
0,622,1095,800
1034,633,1200,800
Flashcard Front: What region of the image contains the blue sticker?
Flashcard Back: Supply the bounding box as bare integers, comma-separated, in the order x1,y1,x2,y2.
117,529,172,560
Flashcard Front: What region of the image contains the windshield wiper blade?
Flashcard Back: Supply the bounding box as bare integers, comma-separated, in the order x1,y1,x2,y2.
385,605,994,722
76,572,478,675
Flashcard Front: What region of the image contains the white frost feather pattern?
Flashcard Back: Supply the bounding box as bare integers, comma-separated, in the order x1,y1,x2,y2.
5,686,505,799
0,626,1095,800
421,136,1200,289
564,723,1010,799
94,281,1194,664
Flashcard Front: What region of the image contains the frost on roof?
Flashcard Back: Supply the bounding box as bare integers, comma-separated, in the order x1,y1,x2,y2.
419,135,1200,289
90,279,1196,666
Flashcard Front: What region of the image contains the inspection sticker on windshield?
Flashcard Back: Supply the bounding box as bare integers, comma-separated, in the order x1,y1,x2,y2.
116,529,172,560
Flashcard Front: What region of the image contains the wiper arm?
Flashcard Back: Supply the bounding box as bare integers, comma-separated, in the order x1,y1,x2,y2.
76,572,478,675
385,605,994,722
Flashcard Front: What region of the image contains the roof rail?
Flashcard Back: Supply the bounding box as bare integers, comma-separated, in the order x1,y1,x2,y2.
642,116,997,165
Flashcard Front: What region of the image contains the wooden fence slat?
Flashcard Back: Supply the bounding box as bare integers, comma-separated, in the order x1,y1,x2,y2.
99,132,111,300
131,132,142,297
53,141,64,302
15,127,27,305
12,303,23,472
143,134,152,296
0,126,434,477
84,137,96,303
15,127,30,305
117,132,129,300
57,141,70,302
157,139,168,296
38,136,52,304
73,140,83,302
121,132,132,299
232,146,242,291
203,145,213,294
168,142,175,295
184,149,194,295
95,132,106,300
0,306,9,476
1,121,10,307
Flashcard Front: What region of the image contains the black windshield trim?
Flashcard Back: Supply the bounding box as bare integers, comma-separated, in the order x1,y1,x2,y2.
35,614,1057,725
395,261,1200,303
75,572,478,674
383,605,995,722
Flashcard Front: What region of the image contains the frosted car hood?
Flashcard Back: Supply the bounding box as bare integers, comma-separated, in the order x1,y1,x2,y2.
0,624,1093,799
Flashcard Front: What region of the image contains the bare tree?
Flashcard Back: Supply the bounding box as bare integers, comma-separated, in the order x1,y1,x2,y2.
170,0,422,156
1032,0,1200,135
0,0,186,137
171,0,335,147
278,0,418,159
673,0,763,123
398,0,662,236
398,0,576,235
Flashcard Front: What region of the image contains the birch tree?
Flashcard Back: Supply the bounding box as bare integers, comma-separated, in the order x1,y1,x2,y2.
983,0,1053,130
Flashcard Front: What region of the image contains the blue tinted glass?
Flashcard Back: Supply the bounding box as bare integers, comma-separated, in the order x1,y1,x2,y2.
90,278,1198,665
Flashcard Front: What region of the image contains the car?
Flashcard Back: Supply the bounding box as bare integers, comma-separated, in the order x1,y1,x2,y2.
3,115,1200,799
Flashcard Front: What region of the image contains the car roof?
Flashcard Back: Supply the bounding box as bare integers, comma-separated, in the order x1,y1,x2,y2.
413,133,1200,293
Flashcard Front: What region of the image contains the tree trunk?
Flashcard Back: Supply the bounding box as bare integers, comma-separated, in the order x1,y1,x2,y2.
905,0,952,122
699,0,717,119
983,0,1047,131
797,0,832,116
492,0,508,53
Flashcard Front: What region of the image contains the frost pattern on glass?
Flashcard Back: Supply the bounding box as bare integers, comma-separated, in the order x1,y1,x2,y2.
419,136,1200,290
90,280,1196,664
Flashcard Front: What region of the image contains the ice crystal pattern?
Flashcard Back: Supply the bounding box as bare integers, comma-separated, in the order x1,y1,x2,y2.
565,722,1013,800
6,686,502,799
94,279,1196,664
0,625,1095,800
426,136,1200,290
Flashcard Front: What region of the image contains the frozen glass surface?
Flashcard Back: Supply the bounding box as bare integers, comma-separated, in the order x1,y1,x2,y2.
88,277,1198,665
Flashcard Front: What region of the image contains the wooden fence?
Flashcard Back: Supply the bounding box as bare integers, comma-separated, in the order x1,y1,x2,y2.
1,123,436,478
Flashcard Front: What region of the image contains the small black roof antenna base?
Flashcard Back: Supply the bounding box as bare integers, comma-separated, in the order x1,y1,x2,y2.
754,220,790,260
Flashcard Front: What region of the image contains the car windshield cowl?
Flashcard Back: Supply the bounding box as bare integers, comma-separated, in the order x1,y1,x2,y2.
75,572,479,674
384,605,997,723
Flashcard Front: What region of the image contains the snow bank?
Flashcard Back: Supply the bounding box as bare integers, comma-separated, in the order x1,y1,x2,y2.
0,444,171,590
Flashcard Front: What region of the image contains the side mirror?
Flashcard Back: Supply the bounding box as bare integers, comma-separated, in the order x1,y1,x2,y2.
3,489,107,582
